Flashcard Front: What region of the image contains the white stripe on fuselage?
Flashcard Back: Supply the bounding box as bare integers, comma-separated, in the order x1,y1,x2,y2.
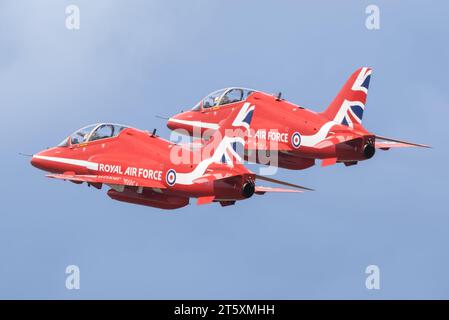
176,136,246,185
176,104,253,185
171,102,342,148
32,155,99,170
169,119,340,148
300,121,340,147
168,118,219,130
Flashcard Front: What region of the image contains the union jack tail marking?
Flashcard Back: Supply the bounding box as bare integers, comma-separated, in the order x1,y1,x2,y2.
321,67,372,128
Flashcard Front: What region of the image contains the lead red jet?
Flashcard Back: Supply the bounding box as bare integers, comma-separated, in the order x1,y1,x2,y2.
167,67,429,170
30,107,311,210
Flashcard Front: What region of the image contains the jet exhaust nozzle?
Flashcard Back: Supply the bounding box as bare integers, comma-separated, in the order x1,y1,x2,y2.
242,181,255,198
363,143,375,159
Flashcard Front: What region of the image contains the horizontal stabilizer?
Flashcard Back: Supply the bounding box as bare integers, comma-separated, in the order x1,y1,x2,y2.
255,174,314,191
255,186,303,195
375,135,431,149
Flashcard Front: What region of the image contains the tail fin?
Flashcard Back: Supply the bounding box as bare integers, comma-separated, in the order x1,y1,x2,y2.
321,67,372,129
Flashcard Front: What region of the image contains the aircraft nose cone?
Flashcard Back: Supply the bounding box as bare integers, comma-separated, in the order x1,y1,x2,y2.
30,154,42,169
166,115,181,131
30,152,51,171
167,111,198,133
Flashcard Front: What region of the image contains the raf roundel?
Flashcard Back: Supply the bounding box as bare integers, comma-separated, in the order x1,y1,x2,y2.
166,169,177,186
291,132,302,149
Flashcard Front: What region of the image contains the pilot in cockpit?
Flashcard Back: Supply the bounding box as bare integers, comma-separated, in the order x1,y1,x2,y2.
220,95,230,105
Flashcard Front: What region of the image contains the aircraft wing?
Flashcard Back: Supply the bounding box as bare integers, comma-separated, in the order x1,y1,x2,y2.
46,173,167,189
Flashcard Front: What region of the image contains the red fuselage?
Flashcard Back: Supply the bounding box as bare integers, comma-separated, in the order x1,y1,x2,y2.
31,126,255,209
168,91,375,170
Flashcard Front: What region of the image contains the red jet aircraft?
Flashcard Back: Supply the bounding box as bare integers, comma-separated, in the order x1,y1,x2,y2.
30,107,311,210
167,67,429,170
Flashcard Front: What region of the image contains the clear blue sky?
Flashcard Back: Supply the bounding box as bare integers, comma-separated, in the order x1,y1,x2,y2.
0,0,448,299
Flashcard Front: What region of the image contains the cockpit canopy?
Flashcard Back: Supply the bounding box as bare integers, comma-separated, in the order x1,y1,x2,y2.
192,87,256,111
58,123,129,147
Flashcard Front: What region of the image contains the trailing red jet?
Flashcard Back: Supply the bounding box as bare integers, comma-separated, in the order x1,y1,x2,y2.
30,107,311,210
167,67,429,170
